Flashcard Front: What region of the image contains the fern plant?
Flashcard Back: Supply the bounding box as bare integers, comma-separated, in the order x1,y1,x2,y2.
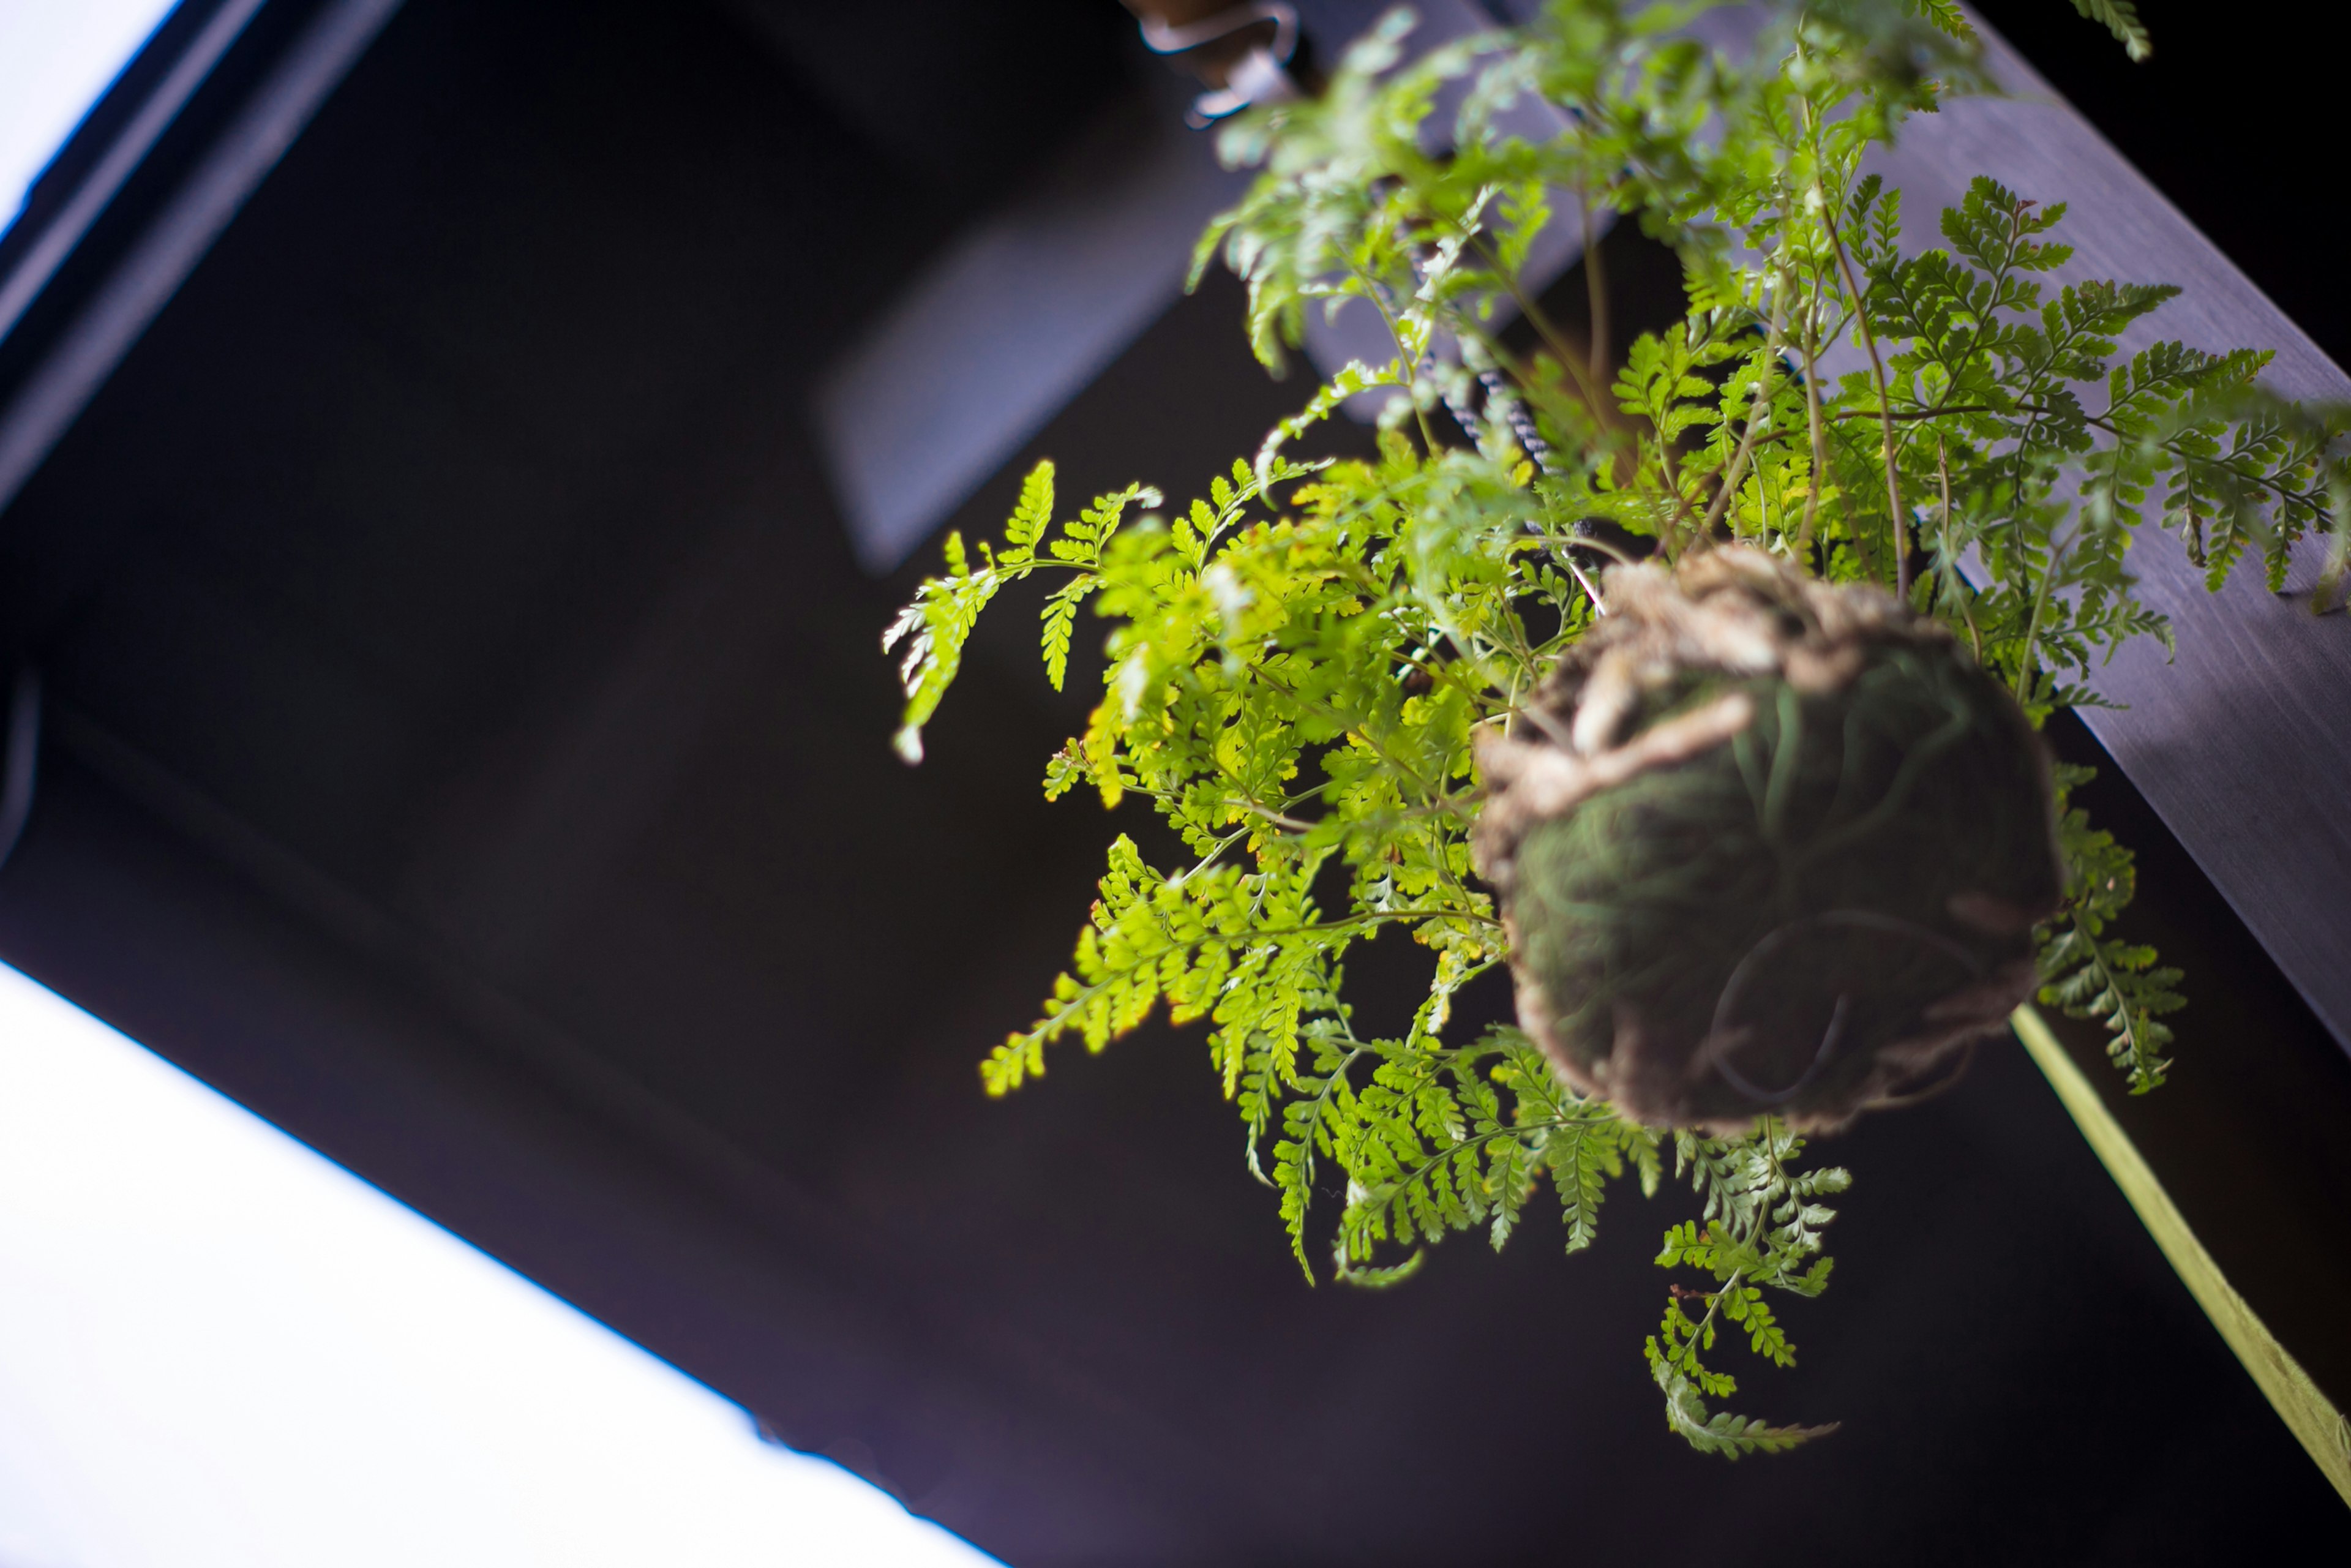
884,0,2347,1455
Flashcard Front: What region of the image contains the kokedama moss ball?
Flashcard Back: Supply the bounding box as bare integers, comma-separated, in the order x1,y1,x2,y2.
1472,547,2063,1132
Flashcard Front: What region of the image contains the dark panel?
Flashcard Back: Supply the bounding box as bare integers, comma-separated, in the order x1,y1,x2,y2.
1864,16,2351,1054
1970,0,2351,369
2044,709,2351,1416
0,1,2344,1562
9,728,2343,1564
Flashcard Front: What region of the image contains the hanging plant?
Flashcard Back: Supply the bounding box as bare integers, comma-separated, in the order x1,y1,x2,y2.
1474,546,2061,1132
885,0,2349,1455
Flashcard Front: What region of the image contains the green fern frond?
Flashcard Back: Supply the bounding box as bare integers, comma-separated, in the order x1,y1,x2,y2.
888,0,2345,1459
2038,764,2184,1091
1652,1360,1840,1458
2068,0,2152,62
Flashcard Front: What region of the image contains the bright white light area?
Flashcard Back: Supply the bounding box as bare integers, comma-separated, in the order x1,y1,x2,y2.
0,0,183,231
0,962,1003,1568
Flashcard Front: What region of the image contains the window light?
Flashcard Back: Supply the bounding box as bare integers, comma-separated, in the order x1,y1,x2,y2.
0,962,1003,1567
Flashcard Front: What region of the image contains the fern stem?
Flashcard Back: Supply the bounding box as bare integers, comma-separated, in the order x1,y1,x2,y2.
1461,228,1608,416
1937,436,1987,665
1823,189,1910,596
1796,272,1831,567
1354,261,1442,457
2066,910,2167,1090
1581,184,1610,392
2012,526,2068,703
1700,270,1794,539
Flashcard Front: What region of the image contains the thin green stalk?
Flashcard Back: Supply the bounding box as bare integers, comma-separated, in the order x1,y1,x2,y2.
1700,272,1793,538
1797,274,1831,566
2013,1006,2351,1507
1824,197,1910,596
1581,185,1610,392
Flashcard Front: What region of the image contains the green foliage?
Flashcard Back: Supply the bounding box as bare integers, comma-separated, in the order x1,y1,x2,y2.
884,465,1161,762
2038,763,2183,1092
1646,1122,1849,1455
2067,0,2151,62
888,0,2343,1454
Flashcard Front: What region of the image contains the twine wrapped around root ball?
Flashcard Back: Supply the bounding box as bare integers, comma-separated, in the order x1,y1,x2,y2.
1473,547,2063,1133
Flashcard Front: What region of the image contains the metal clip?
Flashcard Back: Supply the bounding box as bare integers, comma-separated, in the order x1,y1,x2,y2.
1136,2,1301,127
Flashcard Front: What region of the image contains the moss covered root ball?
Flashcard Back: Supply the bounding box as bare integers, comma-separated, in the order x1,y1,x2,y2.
1472,547,2063,1132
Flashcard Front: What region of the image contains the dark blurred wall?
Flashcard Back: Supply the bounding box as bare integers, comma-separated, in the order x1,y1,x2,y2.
0,2,2344,1562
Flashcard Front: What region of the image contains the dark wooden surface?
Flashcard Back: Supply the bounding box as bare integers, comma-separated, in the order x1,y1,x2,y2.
0,2,2344,1561
0,0,404,514
1872,11,2351,1054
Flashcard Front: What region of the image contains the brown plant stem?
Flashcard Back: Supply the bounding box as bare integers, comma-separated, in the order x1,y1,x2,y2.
1581,187,1610,392
1825,198,1909,598
1797,277,1830,568
1700,272,1793,538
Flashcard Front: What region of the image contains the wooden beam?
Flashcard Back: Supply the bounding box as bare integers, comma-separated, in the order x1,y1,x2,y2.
1877,13,2351,1052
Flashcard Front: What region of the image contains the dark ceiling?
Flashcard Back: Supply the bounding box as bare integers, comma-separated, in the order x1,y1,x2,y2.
0,1,2345,1562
